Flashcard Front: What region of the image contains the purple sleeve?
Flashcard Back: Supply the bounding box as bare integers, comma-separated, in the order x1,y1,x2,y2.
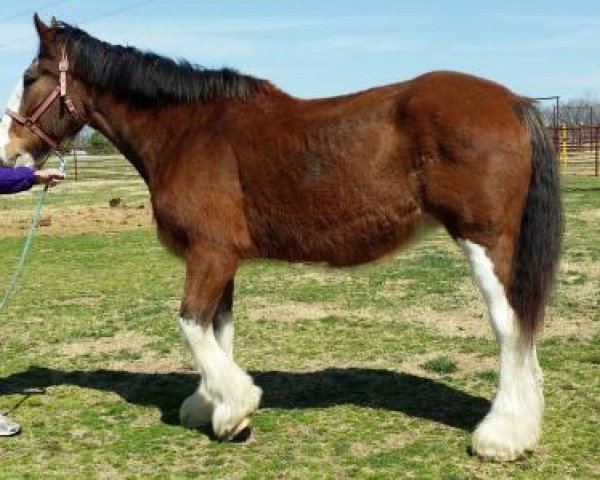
0,167,36,194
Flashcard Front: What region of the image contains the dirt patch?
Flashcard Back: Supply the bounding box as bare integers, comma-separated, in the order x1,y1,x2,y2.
107,353,193,374
242,294,596,340
579,209,600,224
63,179,142,189
0,203,153,238
349,442,374,457
404,302,599,341
384,431,416,449
55,330,192,373
97,464,124,480
402,306,492,339
58,331,158,358
350,431,415,458
242,297,376,323
561,258,600,278
550,260,600,339
248,301,330,322
543,312,599,340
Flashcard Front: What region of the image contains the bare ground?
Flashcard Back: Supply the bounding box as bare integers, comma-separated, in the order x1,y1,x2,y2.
58,331,158,358
0,203,153,238
243,296,596,340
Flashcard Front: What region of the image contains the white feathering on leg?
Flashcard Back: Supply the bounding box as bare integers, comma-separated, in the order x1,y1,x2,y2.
178,317,261,439
459,239,543,461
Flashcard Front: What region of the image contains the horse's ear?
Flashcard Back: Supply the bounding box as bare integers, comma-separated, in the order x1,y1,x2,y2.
51,16,59,27
33,13,51,41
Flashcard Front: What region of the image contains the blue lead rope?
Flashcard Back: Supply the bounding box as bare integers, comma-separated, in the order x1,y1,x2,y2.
0,155,68,313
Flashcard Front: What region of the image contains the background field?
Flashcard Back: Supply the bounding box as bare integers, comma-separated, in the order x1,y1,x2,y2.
0,156,598,479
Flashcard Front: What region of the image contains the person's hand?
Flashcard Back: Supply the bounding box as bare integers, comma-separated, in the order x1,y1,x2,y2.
34,168,65,187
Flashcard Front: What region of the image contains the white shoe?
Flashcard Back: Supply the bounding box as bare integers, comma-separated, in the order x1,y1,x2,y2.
0,414,20,436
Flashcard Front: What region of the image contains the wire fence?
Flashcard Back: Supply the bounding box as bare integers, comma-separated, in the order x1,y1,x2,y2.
67,154,141,182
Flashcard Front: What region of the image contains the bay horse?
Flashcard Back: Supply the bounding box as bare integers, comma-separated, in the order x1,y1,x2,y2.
0,15,562,461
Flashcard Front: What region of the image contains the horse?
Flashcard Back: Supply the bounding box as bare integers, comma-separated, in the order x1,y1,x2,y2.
0,15,562,461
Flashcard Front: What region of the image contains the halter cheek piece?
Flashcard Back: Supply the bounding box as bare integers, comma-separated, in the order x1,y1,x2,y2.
5,47,81,154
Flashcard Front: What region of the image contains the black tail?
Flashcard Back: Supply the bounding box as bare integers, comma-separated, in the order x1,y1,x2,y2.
511,99,563,341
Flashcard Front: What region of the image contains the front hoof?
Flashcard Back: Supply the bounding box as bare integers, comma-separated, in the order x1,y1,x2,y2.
472,414,540,462
212,401,259,442
211,384,262,441
179,391,213,429
220,417,252,443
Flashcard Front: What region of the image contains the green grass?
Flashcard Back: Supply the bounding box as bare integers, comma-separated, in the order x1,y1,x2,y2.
0,171,598,478
421,356,458,375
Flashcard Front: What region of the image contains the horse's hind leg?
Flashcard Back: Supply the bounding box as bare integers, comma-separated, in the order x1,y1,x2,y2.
178,247,261,440
458,236,543,461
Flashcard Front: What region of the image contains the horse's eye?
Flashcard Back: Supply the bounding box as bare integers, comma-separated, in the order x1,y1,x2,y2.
23,75,36,87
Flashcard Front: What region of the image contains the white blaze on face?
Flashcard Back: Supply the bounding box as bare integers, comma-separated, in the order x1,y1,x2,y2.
0,80,24,166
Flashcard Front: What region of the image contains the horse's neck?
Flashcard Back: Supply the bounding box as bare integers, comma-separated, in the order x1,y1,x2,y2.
87,94,161,186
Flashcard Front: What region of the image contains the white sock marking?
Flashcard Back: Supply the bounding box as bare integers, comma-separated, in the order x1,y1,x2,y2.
178,317,261,438
459,239,543,460
214,311,235,359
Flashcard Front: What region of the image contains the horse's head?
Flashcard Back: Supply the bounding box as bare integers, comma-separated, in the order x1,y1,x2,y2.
0,14,85,168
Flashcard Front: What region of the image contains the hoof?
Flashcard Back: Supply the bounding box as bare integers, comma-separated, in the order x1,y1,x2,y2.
221,417,252,442
212,385,261,441
179,390,213,429
213,406,256,442
472,413,540,462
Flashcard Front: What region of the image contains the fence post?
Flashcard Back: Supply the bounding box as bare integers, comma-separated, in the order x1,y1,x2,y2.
74,148,78,181
594,127,600,177
561,125,568,168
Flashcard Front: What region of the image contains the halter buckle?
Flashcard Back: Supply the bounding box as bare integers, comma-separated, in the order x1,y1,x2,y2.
59,60,68,72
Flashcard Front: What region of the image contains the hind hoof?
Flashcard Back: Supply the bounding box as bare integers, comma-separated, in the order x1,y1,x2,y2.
472,412,540,462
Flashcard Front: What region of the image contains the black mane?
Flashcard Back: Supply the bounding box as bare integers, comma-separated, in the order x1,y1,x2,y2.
48,22,272,105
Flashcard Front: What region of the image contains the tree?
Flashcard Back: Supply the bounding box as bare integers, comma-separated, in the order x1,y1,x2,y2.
540,96,600,127
86,130,118,155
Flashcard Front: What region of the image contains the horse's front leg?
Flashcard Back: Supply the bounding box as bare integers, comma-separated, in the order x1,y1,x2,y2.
179,279,238,429
178,246,261,441
213,279,235,359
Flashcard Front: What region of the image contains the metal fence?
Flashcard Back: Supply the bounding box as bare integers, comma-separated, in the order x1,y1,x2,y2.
547,125,600,176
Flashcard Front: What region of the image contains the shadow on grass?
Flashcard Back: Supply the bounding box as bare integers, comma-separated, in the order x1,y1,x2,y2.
1,366,489,433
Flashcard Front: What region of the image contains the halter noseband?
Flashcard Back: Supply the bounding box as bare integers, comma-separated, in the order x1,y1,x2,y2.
5,47,81,154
